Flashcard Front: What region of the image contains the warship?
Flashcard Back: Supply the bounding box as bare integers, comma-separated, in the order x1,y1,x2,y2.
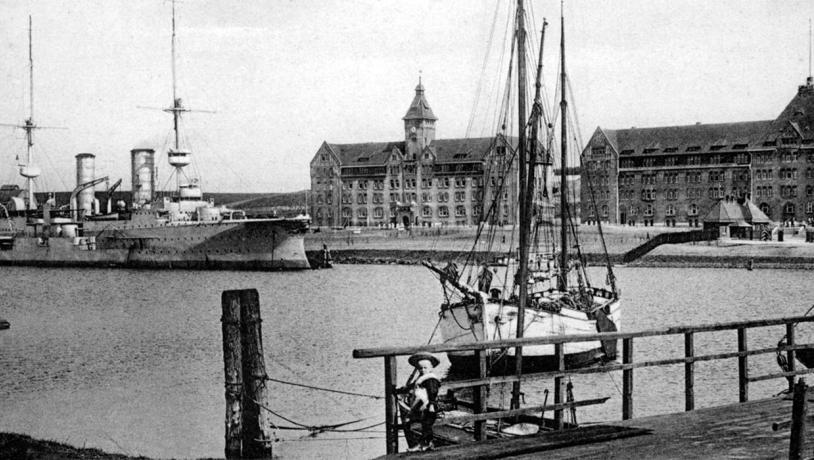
0,11,310,271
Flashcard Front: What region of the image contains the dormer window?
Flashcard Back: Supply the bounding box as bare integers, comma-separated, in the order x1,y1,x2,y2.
620,149,634,155
453,153,468,159
664,147,678,153
686,146,701,152
357,157,369,162
732,144,748,150
643,148,658,154
710,145,725,151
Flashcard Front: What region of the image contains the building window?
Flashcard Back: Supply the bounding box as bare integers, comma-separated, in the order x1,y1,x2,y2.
357,194,367,204
357,208,367,219
784,203,796,215
455,205,466,217
373,207,383,219
807,202,814,214
666,204,676,216
438,206,449,217
643,204,654,216
601,205,609,217
422,206,432,218
688,204,698,216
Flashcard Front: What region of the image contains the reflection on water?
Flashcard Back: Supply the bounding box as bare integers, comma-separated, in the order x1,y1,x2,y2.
0,265,813,458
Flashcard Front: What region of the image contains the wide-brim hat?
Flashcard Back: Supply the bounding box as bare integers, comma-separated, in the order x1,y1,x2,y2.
408,352,439,368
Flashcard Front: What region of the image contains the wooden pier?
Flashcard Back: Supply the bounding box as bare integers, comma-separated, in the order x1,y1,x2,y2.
354,315,814,458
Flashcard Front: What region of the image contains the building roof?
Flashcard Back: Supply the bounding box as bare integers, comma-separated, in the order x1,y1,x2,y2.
769,82,814,139
703,198,770,225
603,120,773,155
403,80,438,121
327,137,511,166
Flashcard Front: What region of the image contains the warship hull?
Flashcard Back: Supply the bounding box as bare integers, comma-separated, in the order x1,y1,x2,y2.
0,216,310,270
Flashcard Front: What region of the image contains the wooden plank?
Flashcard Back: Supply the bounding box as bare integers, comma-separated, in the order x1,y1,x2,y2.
788,324,797,393
554,343,564,429
353,316,814,359
473,350,487,441
384,355,398,454
738,327,748,403
437,397,610,425
623,338,633,420
238,289,273,459
790,379,808,460
220,291,243,460
376,425,650,460
684,332,694,412
748,368,814,383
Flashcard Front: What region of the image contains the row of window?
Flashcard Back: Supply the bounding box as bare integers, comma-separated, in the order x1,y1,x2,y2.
322,205,484,220
339,176,486,191
616,187,748,201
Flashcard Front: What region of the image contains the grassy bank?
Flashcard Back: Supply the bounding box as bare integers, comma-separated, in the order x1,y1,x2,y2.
0,432,152,460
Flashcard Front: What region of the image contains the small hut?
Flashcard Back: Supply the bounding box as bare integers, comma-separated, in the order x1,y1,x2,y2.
702,197,771,240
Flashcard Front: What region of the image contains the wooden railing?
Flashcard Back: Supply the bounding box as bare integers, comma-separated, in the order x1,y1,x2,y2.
353,315,814,454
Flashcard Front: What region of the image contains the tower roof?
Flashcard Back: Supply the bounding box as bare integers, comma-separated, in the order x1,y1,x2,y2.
403,78,438,121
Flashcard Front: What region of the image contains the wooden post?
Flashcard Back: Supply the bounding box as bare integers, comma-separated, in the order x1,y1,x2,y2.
554,343,565,429
684,332,694,411
238,289,273,459
384,355,399,454
221,291,243,459
789,378,808,460
622,338,633,420
738,327,748,403
787,323,797,393
474,350,487,441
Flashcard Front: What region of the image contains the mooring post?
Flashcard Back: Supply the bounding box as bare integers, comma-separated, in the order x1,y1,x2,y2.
554,343,565,429
789,378,808,460
684,332,695,411
238,289,273,459
787,323,797,393
384,355,399,454
738,327,748,403
221,291,243,460
474,349,487,441
622,337,633,420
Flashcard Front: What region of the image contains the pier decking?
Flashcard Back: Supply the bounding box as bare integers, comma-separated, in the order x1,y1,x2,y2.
379,389,806,459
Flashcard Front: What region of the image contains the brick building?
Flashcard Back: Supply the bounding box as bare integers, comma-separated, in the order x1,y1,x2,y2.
581,78,814,227
309,80,521,228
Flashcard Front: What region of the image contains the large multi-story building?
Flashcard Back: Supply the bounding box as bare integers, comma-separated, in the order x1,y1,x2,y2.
581,78,814,227
309,80,522,228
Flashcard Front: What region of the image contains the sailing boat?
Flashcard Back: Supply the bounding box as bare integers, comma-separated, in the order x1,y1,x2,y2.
426,1,621,377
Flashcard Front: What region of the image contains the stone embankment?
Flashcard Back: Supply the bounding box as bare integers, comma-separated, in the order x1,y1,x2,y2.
305,226,814,269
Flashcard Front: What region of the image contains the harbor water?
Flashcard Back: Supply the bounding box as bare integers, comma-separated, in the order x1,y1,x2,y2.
1,264,813,458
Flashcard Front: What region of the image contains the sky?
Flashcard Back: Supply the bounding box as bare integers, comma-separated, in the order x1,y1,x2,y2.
0,0,813,193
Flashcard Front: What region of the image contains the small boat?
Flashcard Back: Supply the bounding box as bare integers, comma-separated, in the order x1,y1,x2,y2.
0,318,9,330
778,305,814,368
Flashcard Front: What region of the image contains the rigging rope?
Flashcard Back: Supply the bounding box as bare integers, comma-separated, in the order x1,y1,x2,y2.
264,377,383,400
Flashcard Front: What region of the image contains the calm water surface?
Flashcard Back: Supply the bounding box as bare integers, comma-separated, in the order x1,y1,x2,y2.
0,265,813,459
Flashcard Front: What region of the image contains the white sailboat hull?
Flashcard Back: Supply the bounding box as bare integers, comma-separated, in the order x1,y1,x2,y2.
439,293,621,375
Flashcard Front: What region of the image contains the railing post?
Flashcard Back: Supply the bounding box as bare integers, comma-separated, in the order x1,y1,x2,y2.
554,343,565,429
684,332,694,411
622,337,633,420
384,355,398,454
738,327,748,403
790,378,808,460
787,323,797,393
474,349,487,441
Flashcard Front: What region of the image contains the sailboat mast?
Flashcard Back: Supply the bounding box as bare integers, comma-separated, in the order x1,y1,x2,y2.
26,16,35,210
511,0,530,411
171,0,180,150
558,13,568,291
525,20,547,250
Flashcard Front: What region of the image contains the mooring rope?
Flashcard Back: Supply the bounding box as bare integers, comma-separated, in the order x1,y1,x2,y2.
264,377,383,400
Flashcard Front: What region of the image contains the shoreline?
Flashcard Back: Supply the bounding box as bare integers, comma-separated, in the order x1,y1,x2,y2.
310,248,814,270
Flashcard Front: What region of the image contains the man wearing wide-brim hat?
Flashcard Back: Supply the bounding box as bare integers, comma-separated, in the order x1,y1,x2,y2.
401,352,441,451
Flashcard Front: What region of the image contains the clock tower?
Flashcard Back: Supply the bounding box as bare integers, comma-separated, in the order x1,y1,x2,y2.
403,77,437,160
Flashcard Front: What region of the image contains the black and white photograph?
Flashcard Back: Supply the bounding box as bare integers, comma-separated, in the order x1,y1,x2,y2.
2,1,814,458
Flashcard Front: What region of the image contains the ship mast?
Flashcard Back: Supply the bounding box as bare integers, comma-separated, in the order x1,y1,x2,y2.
558,12,569,291
511,0,530,411
24,15,36,210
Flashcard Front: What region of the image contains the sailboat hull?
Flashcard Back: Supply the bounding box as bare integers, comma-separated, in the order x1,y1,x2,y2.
440,296,621,376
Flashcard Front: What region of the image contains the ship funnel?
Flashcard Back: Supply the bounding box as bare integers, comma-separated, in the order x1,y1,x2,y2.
131,148,155,207
75,153,96,217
